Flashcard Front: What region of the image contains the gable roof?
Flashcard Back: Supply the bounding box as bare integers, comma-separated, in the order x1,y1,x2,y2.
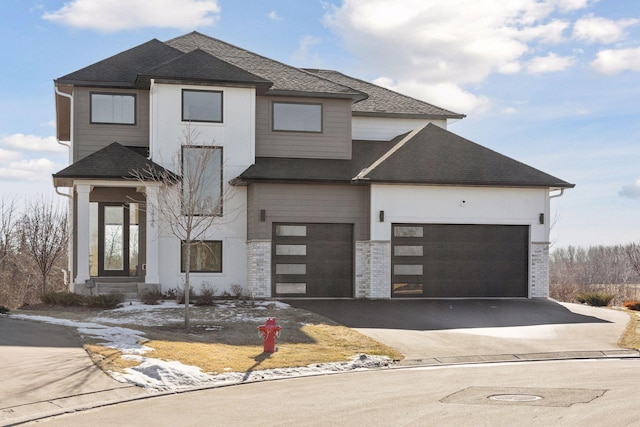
165,32,367,101
55,39,183,87
55,31,461,119
238,124,574,189
52,142,173,187
304,69,464,119
358,124,574,188
136,49,272,93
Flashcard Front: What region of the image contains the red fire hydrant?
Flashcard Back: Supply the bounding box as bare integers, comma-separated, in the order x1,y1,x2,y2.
257,318,281,353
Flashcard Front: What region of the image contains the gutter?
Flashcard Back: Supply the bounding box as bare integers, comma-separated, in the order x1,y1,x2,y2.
549,188,565,199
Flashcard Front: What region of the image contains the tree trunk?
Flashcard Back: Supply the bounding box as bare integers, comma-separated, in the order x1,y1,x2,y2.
184,242,191,331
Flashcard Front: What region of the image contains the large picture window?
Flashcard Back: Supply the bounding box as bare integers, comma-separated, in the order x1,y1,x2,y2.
181,241,222,273
91,93,136,124
272,102,322,132
181,146,223,216
182,89,223,122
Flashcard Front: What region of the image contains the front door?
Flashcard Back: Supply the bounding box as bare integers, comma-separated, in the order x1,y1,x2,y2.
97,203,139,276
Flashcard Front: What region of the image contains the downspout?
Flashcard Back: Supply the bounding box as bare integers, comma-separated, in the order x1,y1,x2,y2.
54,86,74,291
55,187,73,290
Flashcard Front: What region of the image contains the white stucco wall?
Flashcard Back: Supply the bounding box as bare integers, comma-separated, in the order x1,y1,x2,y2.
370,185,550,242
352,117,447,141
149,82,255,293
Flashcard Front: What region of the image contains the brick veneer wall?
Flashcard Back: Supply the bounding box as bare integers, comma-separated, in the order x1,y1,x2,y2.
247,239,271,298
530,242,550,298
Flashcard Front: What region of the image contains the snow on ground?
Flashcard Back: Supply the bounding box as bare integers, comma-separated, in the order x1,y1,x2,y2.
9,302,393,392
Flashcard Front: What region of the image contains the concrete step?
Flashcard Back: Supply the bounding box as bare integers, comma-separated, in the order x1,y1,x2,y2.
96,283,141,301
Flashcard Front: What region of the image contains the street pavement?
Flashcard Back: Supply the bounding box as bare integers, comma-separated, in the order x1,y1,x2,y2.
21,358,640,426
2,299,639,425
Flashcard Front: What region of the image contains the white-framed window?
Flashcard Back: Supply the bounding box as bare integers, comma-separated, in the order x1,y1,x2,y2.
182,89,223,122
90,93,136,124
181,145,223,216
181,240,222,273
272,102,322,133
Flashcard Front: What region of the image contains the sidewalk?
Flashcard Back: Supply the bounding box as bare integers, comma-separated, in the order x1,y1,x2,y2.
0,317,147,426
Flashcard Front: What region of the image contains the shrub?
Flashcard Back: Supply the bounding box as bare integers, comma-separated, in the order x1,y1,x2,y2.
0,305,9,314
623,300,640,311
41,291,83,306
195,284,216,306
230,284,244,299
576,291,615,307
142,291,163,305
163,288,179,300
86,293,124,308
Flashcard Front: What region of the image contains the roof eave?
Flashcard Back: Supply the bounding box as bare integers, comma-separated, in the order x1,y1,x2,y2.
353,111,467,120
266,89,368,102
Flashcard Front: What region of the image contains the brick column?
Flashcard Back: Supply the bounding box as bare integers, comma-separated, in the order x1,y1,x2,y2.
247,239,271,298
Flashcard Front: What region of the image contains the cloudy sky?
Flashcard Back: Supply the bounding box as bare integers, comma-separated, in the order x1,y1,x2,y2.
1,0,638,248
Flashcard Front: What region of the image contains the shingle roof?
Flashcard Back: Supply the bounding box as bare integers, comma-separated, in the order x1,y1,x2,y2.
238,124,574,189
304,69,465,119
165,32,367,100
52,143,174,186
137,49,272,93
55,39,183,87
360,124,574,188
237,140,397,183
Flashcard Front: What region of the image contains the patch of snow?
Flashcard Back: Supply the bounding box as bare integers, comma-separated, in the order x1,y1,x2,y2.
10,311,393,392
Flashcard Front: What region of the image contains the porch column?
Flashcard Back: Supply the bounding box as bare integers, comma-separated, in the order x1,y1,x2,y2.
75,184,91,284
145,185,160,284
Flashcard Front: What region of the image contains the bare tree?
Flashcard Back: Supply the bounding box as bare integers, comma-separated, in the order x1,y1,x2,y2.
132,127,234,330
21,197,69,295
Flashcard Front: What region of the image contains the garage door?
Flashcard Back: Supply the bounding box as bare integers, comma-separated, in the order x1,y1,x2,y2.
392,224,529,298
272,223,353,297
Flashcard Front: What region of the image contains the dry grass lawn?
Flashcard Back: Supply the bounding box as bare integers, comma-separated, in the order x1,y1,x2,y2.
618,309,640,350
17,302,403,375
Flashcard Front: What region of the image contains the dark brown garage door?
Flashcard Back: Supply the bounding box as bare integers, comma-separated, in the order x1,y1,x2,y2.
272,223,353,297
392,224,529,298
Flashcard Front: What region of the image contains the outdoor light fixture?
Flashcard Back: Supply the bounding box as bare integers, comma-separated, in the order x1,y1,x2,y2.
379,210,385,222
260,209,266,222
539,213,545,224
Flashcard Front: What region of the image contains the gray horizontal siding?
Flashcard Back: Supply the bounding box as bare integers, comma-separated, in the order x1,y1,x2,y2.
74,87,150,162
255,96,352,159
248,183,370,240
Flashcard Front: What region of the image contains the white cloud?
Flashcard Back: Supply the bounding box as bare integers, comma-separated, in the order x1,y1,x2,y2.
591,47,640,74
373,77,491,114
0,149,21,164
43,0,220,32
573,14,638,44
324,0,594,114
267,11,281,21
1,134,66,153
526,52,575,73
620,179,640,200
292,36,323,66
0,158,57,182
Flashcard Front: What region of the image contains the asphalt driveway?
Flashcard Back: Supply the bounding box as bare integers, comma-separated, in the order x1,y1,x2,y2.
288,298,634,362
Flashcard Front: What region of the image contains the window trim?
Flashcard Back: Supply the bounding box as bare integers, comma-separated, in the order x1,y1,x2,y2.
90,92,137,125
180,240,223,273
181,89,224,123
181,145,224,217
272,101,323,133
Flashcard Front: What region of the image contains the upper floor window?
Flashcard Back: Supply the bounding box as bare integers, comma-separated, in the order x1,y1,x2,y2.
182,89,223,123
181,145,223,216
91,93,136,125
272,102,322,133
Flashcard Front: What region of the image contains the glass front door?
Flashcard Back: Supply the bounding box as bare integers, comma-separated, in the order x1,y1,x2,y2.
96,203,139,276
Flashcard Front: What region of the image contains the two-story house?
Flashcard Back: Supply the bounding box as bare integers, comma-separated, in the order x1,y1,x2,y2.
52,31,573,300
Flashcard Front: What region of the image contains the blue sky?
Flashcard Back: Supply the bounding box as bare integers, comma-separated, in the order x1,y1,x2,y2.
1,0,638,248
